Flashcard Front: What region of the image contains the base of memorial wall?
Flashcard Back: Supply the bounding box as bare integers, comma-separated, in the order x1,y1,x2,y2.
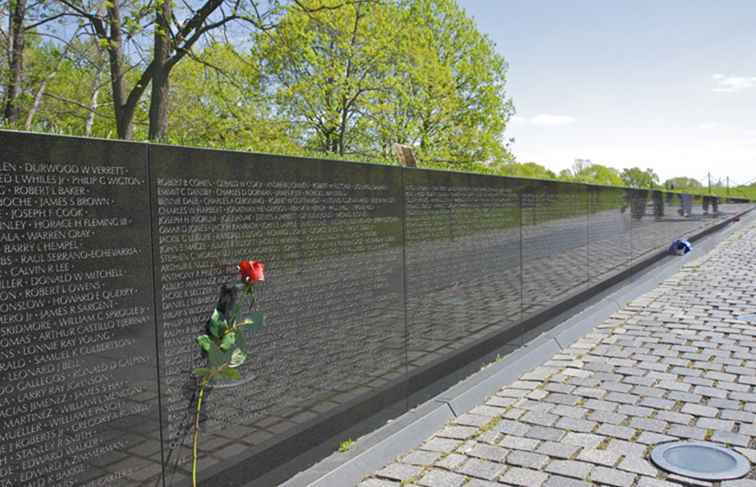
0,129,753,487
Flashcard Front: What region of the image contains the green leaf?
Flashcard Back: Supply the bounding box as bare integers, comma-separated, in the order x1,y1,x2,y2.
235,329,247,352
241,311,265,331
208,342,228,368
220,368,241,380
209,308,226,337
220,332,236,351
196,335,212,353
229,348,247,368
193,368,211,377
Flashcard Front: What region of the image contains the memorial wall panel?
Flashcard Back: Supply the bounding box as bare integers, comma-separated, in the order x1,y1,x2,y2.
587,186,631,282
0,132,161,487
149,145,406,485
403,170,521,372
1,130,754,487
629,192,724,262
521,180,589,319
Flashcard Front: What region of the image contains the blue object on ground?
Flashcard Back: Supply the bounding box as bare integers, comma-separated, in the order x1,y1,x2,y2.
669,239,692,255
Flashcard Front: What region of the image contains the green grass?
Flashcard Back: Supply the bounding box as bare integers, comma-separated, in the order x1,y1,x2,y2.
338,438,354,453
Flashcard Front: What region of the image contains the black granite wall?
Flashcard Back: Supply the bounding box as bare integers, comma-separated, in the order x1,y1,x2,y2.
0,130,752,486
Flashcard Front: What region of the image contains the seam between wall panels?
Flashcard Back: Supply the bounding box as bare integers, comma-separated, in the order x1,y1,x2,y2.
145,143,168,487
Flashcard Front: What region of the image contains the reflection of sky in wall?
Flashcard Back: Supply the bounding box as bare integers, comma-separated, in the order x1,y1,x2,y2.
460,0,756,184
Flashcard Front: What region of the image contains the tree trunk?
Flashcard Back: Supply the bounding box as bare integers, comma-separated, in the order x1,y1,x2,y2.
103,0,134,139
3,0,27,123
148,0,171,141
85,68,102,136
25,35,75,130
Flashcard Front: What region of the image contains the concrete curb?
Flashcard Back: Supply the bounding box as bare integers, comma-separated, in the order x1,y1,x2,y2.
278,211,755,487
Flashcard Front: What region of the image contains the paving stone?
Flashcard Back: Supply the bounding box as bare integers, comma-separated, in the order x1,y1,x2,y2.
636,431,676,445
420,438,462,453
666,474,714,486
617,456,657,476
721,409,755,422
542,476,591,487
696,417,735,431
544,459,594,479
506,450,549,470
499,419,531,437
640,397,676,410
416,469,466,487
466,443,508,463
711,430,751,447
588,410,628,425
694,386,729,399
635,477,680,487
535,441,580,459
604,438,648,457
555,416,597,433
437,425,479,440
551,405,587,419
656,411,694,425
464,480,499,487
400,450,443,466
521,411,559,427
680,403,719,417
499,435,540,451
630,417,669,433
455,413,493,428
577,448,621,467
525,426,565,442
589,466,637,486
376,463,423,481
667,424,707,440
456,458,506,480
358,479,400,487
470,405,507,417
605,392,640,405
585,399,618,412
596,423,636,440
618,405,654,417
722,480,756,487
562,432,604,448
735,447,756,463
436,453,466,469
574,387,606,399
498,466,549,486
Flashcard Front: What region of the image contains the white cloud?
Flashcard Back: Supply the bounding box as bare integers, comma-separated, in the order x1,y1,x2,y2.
529,114,577,126
698,122,721,129
510,115,528,125
711,74,756,93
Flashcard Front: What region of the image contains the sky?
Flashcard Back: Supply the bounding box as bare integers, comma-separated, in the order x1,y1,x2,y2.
459,0,756,186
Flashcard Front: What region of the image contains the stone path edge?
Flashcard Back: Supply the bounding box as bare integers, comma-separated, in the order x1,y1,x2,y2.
277,208,755,487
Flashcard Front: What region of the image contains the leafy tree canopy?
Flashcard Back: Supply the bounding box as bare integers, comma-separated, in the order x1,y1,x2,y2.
620,167,660,189
663,177,703,190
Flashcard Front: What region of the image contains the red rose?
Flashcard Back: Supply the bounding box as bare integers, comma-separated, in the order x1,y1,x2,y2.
239,260,265,283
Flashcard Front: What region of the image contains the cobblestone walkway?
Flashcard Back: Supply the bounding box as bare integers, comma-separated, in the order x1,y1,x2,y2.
359,220,756,486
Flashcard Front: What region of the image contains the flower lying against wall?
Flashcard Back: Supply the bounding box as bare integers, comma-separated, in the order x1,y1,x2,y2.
191,260,265,487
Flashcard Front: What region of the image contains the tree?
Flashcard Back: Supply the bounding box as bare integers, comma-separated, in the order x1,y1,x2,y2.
1,0,64,124
561,160,623,186
620,167,659,189
371,0,513,164
167,42,302,153
663,177,702,190
253,0,513,163
498,161,557,179
53,0,347,140
253,0,398,155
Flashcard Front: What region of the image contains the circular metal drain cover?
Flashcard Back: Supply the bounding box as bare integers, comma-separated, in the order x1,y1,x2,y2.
738,313,756,322
650,441,751,480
